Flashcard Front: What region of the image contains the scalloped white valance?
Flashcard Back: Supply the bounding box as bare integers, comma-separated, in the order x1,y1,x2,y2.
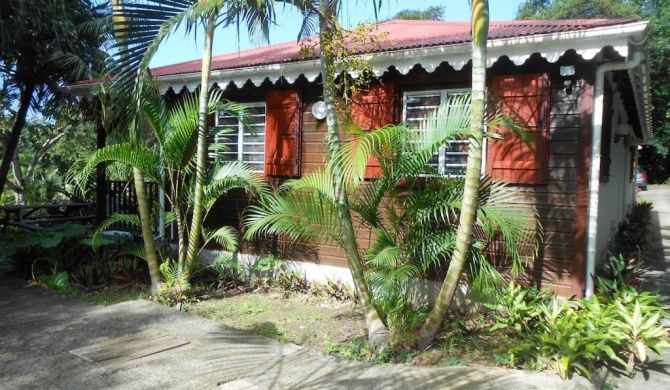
156,22,644,95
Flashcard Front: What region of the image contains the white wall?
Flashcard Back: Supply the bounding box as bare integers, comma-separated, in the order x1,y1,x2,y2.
595,90,638,264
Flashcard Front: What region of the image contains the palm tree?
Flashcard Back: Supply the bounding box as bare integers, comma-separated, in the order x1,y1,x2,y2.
416,0,490,348
286,0,392,346
106,0,276,289
247,93,535,345
109,0,162,291
81,86,268,288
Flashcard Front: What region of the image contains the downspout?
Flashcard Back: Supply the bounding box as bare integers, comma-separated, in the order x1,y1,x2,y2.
585,50,643,298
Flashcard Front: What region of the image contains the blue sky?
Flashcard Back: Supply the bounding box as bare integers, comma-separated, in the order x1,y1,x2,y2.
151,1,522,67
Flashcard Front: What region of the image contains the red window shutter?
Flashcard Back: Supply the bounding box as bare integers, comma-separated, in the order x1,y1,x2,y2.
487,73,550,184
265,90,302,177
351,83,395,179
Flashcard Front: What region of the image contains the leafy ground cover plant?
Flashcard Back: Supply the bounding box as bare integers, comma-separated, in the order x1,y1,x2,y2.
0,223,147,288
489,256,670,379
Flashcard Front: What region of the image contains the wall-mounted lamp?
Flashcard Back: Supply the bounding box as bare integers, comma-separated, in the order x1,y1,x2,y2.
311,101,327,121
560,65,575,95
614,123,632,143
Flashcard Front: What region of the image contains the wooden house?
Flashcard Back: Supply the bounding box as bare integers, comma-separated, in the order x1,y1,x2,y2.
71,19,652,297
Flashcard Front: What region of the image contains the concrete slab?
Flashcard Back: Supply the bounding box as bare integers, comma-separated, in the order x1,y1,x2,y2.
0,268,591,389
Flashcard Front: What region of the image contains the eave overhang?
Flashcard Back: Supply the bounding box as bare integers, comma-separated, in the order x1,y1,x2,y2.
65,21,651,140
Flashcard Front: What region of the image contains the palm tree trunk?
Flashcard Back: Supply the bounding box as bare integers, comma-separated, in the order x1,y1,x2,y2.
133,167,162,289
112,0,162,292
185,13,216,281
318,1,389,347
416,0,489,349
0,81,34,200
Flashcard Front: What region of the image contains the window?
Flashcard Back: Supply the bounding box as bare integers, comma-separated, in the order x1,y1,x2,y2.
212,102,266,173
209,90,302,177
403,89,470,176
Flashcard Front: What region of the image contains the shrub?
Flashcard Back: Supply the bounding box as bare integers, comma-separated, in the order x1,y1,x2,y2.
487,280,553,334
1,223,146,288
608,201,653,263
495,280,670,379
596,253,645,295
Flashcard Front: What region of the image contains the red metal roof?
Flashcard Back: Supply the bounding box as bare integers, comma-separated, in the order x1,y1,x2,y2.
151,18,637,77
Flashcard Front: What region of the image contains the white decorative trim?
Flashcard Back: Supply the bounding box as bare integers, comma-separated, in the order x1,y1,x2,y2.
62,20,650,138
153,22,646,95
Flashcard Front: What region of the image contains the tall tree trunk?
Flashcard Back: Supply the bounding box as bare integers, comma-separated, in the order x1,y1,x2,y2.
416,0,489,349
133,167,162,289
318,1,389,347
112,0,162,292
10,147,26,205
184,13,216,281
0,81,35,200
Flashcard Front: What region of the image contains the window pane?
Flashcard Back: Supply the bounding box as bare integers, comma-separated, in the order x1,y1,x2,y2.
213,104,265,172
405,90,469,176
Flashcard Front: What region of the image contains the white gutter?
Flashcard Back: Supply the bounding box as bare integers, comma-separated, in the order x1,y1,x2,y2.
585,50,643,298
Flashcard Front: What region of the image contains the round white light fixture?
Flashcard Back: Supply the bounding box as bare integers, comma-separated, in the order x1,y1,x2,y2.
311,101,327,121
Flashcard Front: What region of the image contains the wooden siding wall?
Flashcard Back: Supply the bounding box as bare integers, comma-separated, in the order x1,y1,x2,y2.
522,83,581,296
204,56,593,296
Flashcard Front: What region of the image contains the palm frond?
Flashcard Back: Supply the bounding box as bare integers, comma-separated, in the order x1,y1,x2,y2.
222,0,276,46
140,86,169,145
280,170,336,201
467,245,505,302
202,225,239,252
121,240,149,262
202,161,269,211
366,263,421,304
364,229,400,265
244,189,342,246
339,93,472,185
91,213,142,245
350,180,389,228
79,143,161,182
337,124,408,184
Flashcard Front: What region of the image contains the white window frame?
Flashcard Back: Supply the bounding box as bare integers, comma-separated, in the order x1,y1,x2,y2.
213,102,266,173
403,89,471,177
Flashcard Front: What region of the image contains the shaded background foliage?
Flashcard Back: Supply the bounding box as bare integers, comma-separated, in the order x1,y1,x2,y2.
516,0,670,183
0,0,107,201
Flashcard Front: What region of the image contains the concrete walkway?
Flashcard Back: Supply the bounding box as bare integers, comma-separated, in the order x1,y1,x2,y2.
2,186,670,389
0,272,591,390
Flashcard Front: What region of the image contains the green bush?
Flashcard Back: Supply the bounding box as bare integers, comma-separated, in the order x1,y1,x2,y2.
596,253,645,295
493,278,670,379
1,223,147,288
509,298,624,379
608,201,652,262
487,280,553,334
326,338,416,364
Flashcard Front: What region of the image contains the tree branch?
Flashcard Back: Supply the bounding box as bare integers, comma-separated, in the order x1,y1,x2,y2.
4,178,20,192
11,146,23,189
26,130,66,183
